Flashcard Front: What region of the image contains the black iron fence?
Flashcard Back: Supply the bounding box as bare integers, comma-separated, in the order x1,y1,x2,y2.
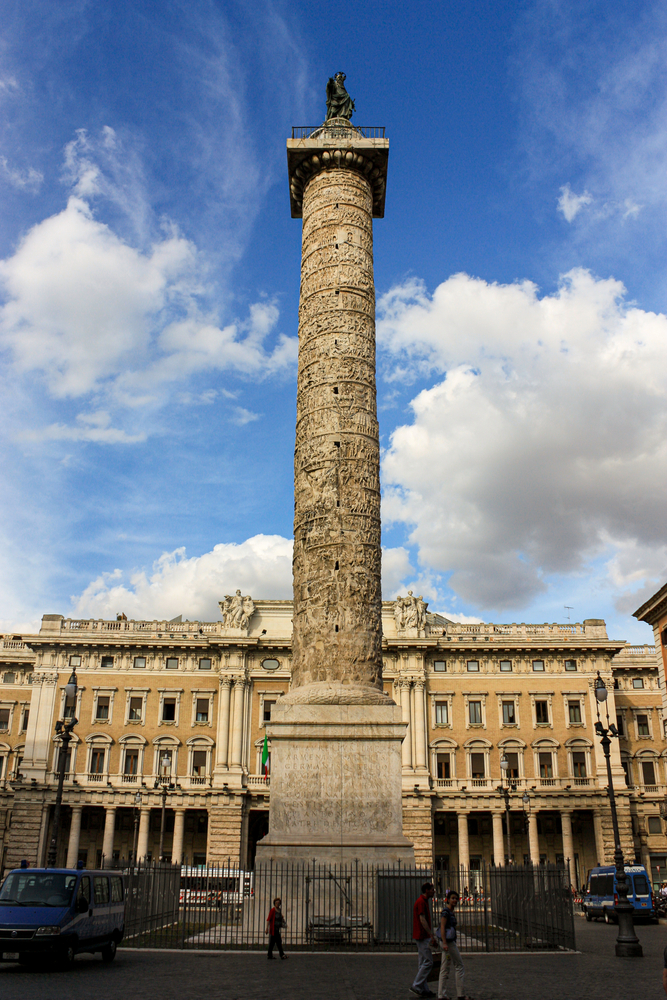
112,860,575,952
291,126,386,139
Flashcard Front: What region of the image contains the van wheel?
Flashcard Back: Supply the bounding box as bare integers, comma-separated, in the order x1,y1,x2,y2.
58,945,76,969
101,940,117,963
585,909,592,922
603,909,616,924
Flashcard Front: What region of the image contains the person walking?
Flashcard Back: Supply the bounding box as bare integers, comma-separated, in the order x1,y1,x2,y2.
266,897,288,959
437,889,470,1000
410,882,437,997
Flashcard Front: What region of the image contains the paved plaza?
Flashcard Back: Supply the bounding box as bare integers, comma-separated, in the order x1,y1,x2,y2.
0,920,664,1000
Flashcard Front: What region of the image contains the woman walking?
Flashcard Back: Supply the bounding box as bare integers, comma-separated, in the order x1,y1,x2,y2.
266,897,288,959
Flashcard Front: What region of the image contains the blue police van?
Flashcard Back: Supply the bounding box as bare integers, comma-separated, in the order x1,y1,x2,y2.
583,864,655,923
0,867,125,966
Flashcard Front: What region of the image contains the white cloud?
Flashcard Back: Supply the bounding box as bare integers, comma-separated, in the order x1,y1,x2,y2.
19,410,146,444
378,269,667,612
0,156,43,192
381,546,415,599
72,535,295,622
0,138,297,419
557,183,592,222
231,406,261,426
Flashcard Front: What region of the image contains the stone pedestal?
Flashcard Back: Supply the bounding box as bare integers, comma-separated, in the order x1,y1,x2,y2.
255,694,414,864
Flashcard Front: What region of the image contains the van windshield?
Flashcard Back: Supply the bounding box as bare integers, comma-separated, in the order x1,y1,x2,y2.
632,874,650,895
0,872,77,907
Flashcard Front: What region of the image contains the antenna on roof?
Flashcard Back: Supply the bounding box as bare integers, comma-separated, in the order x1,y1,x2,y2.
564,606,573,622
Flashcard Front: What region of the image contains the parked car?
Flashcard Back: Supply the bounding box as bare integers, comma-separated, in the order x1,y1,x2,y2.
0,867,125,966
583,864,655,923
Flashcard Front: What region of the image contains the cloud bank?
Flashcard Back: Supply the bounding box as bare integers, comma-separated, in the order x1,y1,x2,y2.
378,268,667,611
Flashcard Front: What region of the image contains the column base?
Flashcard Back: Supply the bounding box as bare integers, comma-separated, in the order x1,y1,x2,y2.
256,699,415,866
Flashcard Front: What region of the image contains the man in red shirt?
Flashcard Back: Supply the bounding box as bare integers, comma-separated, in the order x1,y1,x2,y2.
411,882,436,997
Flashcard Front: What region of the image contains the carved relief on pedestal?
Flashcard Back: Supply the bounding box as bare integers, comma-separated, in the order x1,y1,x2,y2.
393,592,429,635
218,591,256,635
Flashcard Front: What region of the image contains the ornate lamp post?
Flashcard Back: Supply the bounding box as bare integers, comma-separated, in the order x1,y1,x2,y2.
131,790,142,864
47,669,78,867
594,671,643,957
499,751,515,864
155,753,172,862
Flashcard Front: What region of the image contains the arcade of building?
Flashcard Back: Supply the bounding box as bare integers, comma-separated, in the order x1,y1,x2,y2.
1,600,665,888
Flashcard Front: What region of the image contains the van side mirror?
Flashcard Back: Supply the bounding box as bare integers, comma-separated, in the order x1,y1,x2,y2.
77,896,89,913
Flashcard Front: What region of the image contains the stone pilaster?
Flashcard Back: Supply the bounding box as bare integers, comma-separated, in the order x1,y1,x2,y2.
4,788,47,871
207,798,245,865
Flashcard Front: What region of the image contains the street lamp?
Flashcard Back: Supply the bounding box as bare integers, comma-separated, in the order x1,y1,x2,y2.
499,751,515,864
594,671,643,958
132,790,142,865
47,669,78,867
155,753,172,862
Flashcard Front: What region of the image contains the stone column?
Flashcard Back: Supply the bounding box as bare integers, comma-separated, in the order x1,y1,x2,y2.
102,806,116,864
528,812,540,865
413,679,428,772
457,812,470,873
492,812,504,867
216,677,232,769
593,809,606,865
172,808,186,865
66,805,83,869
561,810,576,887
400,680,412,769
230,678,246,768
137,807,150,860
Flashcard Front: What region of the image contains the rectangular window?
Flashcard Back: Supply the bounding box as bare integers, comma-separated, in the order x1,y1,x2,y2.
70,655,81,666
124,750,139,775
539,752,553,778
505,751,519,778
262,700,274,723
535,701,549,724
564,659,577,671
0,708,10,731
568,701,582,724
166,657,178,670
110,876,123,903
616,713,624,736
64,699,75,720
93,876,109,905
470,752,485,778
436,753,451,779
532,659,545,672
133,656,146,669
20,708,29,731
499,660,512,672
100,655,114,669
467,660,479,672
192,750,207,776
199,658,212,671
637,714,650,736
129,697,143,722
633,677,644,689
435,702,449,725
572,751,586,777
433,660,446,672
162,699,176,722
197,698,210,723
469,701,482,725
90,749,105,774
0,757,4,779
642,760,657,785
96,696,110,721
502,701,516,725
648,816,662,834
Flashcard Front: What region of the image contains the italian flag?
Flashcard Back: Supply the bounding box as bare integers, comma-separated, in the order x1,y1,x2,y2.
262,733,269,782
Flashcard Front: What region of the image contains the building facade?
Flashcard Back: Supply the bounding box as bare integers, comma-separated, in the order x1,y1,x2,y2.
1,603,665,885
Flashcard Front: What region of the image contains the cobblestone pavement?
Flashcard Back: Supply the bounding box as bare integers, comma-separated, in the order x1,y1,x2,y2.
0,919,664,1000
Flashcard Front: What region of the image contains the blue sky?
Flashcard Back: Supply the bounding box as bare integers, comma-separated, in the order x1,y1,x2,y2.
1,0,666,642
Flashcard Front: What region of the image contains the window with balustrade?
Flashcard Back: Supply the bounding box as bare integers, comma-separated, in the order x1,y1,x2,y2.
572,751,586,777
470,752,485,779
90,747,106,776
123,749,139,777
641,758,657,787
436,752,451,779
191,749,208,778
